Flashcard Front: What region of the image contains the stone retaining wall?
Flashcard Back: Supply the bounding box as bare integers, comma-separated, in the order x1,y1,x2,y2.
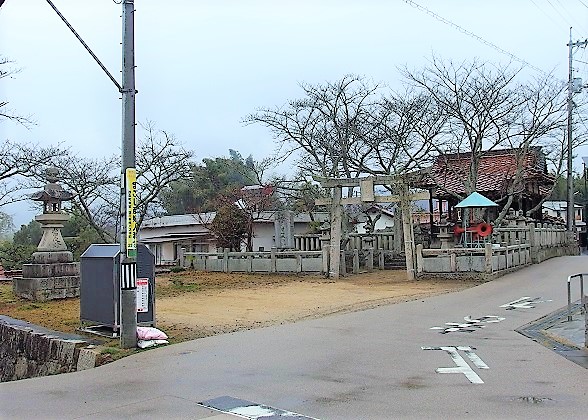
0,316,97,382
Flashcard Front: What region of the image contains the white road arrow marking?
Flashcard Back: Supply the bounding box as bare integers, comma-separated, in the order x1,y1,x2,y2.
422,346,488,384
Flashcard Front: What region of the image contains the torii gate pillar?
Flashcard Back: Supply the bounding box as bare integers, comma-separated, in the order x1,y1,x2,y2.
314,175,426,280
329,186,343,279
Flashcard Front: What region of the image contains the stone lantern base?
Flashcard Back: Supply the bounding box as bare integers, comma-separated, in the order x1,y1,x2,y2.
13,251,80,302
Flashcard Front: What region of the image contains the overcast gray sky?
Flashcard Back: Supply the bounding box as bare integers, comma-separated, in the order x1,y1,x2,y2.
2,0,588,225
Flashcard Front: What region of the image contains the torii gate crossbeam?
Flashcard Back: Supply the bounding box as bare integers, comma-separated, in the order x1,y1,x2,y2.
314,175,429,280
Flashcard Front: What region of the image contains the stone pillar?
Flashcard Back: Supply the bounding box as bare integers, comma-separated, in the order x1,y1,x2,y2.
484,243,493,274
274,210,295,249
329,186,343,279
416,244,424,274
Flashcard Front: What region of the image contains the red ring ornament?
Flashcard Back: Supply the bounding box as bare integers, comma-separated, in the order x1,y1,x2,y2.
476,223,493,237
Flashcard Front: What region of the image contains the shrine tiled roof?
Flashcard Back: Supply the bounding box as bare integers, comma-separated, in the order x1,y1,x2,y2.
413,147,554,197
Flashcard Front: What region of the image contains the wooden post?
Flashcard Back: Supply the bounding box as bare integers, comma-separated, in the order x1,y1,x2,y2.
329,186,343,279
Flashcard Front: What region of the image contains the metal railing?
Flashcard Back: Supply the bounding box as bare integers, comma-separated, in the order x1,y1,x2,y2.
567,273,586,321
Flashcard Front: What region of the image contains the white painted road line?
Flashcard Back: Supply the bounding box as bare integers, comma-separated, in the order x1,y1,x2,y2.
500,296,551,310
430,315,505,334
422,346,489,384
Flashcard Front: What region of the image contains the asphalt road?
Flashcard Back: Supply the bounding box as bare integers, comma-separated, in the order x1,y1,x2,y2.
1,256,587,419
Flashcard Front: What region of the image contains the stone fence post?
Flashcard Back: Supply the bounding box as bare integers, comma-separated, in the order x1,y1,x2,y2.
529,224,538,263
484,243,493,274
271,247,277,273
223,248,229,273
178,247,185,267
416,244,424,274
352,249,360,274
321,245,329,275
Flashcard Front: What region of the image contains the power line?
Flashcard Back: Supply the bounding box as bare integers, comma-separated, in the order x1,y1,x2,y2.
546,0,574,26
551,0,588,37
529,0,568,32
401,0,548,76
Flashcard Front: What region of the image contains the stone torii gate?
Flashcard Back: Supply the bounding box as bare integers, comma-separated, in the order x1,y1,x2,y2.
314,175,429,280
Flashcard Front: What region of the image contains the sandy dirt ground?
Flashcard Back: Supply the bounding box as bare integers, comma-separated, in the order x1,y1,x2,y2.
154,270,479,342
0,270,481,344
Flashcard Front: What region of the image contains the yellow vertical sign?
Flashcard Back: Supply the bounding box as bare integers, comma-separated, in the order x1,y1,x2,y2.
126,168,137,258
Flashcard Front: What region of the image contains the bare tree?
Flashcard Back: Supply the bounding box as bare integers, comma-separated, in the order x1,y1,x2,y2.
135,121,193,228
245,75,381,179
401,57,526,195
494,75,568,221
0,57,63,207
0,140,66,207
51,154,119,242
402,57,574,225
50,122,194,242
346,88,449,187
0,56,34,127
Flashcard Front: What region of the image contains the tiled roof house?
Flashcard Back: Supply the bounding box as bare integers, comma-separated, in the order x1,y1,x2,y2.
413,147,555,220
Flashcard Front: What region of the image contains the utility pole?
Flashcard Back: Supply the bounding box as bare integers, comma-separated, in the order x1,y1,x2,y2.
566,28,588,232
119,0,138,349
44,1,138,347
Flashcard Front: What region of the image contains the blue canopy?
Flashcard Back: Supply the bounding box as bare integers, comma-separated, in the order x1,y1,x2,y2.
455,192,498,208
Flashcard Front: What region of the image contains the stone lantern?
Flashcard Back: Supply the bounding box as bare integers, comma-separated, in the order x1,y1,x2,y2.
437,215,453,249
31,167,75,252
13,168,80,301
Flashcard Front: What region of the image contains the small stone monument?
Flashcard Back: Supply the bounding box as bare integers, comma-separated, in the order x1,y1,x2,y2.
274,210,295,249
13,168,80,301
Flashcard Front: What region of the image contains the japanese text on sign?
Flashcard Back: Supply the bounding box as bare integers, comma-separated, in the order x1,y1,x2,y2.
136,278,149,312
125,168,137,258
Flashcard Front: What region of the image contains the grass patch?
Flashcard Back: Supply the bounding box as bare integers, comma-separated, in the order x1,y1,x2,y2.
0,283,16,304
156,274,201,298
96,345,142,364
101,346,120,355
21,303,43,310
170,278,200,292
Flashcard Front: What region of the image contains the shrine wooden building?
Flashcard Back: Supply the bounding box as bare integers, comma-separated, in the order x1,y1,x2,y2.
412,147,555,223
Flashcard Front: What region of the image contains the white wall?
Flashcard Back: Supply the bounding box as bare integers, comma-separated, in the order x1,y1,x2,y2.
251,224,275,251
355,214,394,234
